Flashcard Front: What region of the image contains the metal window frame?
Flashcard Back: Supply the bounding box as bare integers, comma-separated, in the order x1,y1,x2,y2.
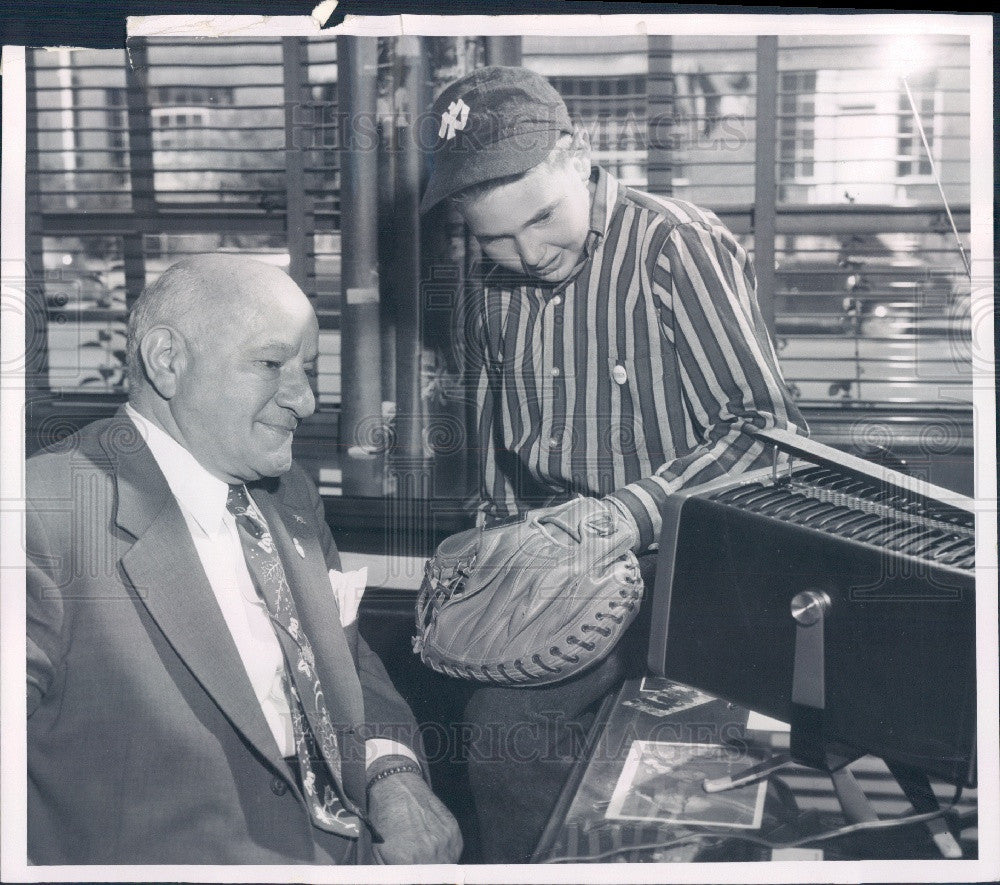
24,36,974,469
25,38,321,418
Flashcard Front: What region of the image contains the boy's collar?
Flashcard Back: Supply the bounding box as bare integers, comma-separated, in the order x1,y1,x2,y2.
588,165,619,240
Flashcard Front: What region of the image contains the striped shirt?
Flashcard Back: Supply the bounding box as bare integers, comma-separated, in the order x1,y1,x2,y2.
464,167,806,551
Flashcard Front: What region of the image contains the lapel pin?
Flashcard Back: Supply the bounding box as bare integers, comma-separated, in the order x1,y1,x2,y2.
293,538,306,559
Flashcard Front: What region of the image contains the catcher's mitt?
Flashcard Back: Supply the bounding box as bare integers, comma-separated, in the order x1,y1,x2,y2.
413,497,643,685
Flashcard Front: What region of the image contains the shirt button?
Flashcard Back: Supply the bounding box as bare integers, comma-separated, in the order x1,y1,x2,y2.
271,776,288,796
549,434,561,448
551,366,561,377
612,363,628,385
552,295,563,306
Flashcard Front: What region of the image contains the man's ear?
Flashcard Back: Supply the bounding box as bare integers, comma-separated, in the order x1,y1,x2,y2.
138,326,186,399
567,127,592,181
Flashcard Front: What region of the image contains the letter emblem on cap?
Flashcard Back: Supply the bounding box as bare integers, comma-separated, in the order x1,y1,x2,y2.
439,98,470,140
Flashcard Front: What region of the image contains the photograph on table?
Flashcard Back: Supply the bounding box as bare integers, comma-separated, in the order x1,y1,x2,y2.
607,740,768,828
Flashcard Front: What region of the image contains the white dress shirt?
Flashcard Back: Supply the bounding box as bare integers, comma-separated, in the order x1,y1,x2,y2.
125,405,417,769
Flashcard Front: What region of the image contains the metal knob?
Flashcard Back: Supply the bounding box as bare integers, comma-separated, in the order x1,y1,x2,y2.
790,590,831,626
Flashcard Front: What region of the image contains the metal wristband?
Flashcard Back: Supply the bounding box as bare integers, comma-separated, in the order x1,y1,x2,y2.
366,763,423,793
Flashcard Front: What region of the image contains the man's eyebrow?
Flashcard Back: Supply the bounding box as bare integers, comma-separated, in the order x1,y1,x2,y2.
250,344,297,361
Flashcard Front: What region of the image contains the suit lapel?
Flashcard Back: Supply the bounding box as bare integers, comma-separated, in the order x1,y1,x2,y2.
109,414,292,781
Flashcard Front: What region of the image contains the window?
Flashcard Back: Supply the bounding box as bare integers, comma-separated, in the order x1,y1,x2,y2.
897,72,936,178
150,85,236,107
778,71,816,192
548,74,648,185
24,36,973,494
26,40,336,414
104,87,128,175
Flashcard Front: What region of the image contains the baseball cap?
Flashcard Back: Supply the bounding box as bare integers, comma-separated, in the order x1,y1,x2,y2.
419,66,572,214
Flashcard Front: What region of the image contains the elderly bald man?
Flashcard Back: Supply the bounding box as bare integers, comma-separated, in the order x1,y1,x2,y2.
26,255,461,865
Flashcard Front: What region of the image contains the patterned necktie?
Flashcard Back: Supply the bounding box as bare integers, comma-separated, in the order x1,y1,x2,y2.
226,483,364,839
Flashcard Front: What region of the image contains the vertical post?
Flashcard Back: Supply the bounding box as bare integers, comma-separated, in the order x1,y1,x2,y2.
425,38,481,503
283,37,315,293
337,36,383,496
23,52,50,415
392,36,428,465
55,49,78,207
646,35,674,196
385,36,432,556
377,147,396,410
754,35,779,338
376,43,397,417
484,36,522,67
123,38,156,308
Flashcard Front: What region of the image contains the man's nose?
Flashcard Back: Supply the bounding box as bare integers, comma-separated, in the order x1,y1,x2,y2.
277,368,316,419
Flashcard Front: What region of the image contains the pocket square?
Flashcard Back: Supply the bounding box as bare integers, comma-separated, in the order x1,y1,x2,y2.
328,567,368,628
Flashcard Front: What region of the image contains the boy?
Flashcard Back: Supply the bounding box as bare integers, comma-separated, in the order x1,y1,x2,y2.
420,65,804,862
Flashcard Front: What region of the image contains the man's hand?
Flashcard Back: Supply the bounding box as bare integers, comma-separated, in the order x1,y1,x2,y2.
368,771,463,864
